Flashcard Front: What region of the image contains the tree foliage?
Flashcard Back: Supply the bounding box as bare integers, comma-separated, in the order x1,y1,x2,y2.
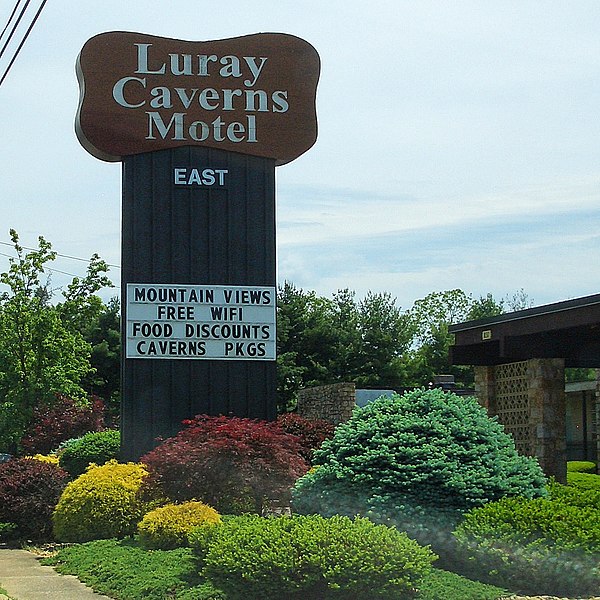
276,284,516,408
0,230,113,453
276,282,413,410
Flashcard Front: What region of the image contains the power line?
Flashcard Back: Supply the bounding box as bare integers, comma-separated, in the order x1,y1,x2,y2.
0,240,121,269
0,251,120,289
0,251,89,279
0,0,48,88
0,0,32,61
0,0,24,47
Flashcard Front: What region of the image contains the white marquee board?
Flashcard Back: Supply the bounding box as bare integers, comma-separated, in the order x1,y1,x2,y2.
126,283,276,360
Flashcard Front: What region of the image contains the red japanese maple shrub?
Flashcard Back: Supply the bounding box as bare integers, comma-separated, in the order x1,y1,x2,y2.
0,458,70,540
20,394,106,455
276,413,335,465
141,415,309,514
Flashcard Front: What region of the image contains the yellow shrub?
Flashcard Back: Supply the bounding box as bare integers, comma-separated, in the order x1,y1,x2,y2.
138,501,221,549
29,454,60,466
53,460,150,542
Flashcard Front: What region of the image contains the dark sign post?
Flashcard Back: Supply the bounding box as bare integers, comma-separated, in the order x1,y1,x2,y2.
76,31,319,459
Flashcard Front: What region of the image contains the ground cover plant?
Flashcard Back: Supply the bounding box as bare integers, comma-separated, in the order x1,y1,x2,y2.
45,536,508,600
292,388,547,553
141,415,309,514
0,457,69,540
45,538,224,600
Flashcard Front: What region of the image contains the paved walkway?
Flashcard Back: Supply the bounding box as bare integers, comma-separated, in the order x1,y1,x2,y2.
0,549,113,600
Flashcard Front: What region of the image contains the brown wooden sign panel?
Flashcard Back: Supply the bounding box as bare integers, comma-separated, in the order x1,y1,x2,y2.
76,31,320,165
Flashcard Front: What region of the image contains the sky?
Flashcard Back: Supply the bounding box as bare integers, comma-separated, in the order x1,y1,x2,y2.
0,0,599,313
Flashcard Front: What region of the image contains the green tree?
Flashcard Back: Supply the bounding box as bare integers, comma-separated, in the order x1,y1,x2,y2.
276,283,413,411
504,288,533,312
408,289,472,347
276,282,339,411
467,293,504,321
81,296,121,416
352,291,414,388
0,230,113,453
405,289,506,387
57,258,120,416
0,230,119,452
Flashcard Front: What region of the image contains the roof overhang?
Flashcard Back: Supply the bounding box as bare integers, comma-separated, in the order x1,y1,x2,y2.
449,293,600,367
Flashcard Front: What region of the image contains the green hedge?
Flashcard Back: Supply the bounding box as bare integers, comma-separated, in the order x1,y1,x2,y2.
567,460,596,474
189,514,436,600
454,496,600,595
58,430,120,477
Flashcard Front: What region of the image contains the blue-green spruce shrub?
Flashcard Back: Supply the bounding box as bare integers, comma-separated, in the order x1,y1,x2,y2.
292,389,547,550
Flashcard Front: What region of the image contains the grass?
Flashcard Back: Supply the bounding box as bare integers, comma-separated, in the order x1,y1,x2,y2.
416,570,507,600
44,538,508,600
44,538,223,600
0,585,16,599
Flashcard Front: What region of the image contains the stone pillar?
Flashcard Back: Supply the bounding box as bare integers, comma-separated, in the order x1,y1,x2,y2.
474,366,496,415
527,358,566,483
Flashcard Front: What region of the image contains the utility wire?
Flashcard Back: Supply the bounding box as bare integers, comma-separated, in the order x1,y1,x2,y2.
0,0,23,45
0,0,48,88
0,251,120,288
0,0,32,61
0,240,121,269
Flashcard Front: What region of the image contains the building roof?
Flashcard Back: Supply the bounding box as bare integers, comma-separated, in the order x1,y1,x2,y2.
449,293,600,367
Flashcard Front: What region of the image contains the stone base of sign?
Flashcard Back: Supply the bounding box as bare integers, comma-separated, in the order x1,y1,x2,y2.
474,359,567,483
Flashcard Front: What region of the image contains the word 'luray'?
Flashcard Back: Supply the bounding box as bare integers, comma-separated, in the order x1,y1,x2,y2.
112,43,289,145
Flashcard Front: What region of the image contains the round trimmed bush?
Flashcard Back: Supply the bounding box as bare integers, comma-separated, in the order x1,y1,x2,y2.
453,496,600,595
567,460,596,474
189,514,436,600
53,460,150,542
0,457,69,540
138,501,220,549
58,429,120,477
292,389,547,547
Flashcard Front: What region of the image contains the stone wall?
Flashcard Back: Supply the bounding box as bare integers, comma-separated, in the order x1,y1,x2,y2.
297,382,356,425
